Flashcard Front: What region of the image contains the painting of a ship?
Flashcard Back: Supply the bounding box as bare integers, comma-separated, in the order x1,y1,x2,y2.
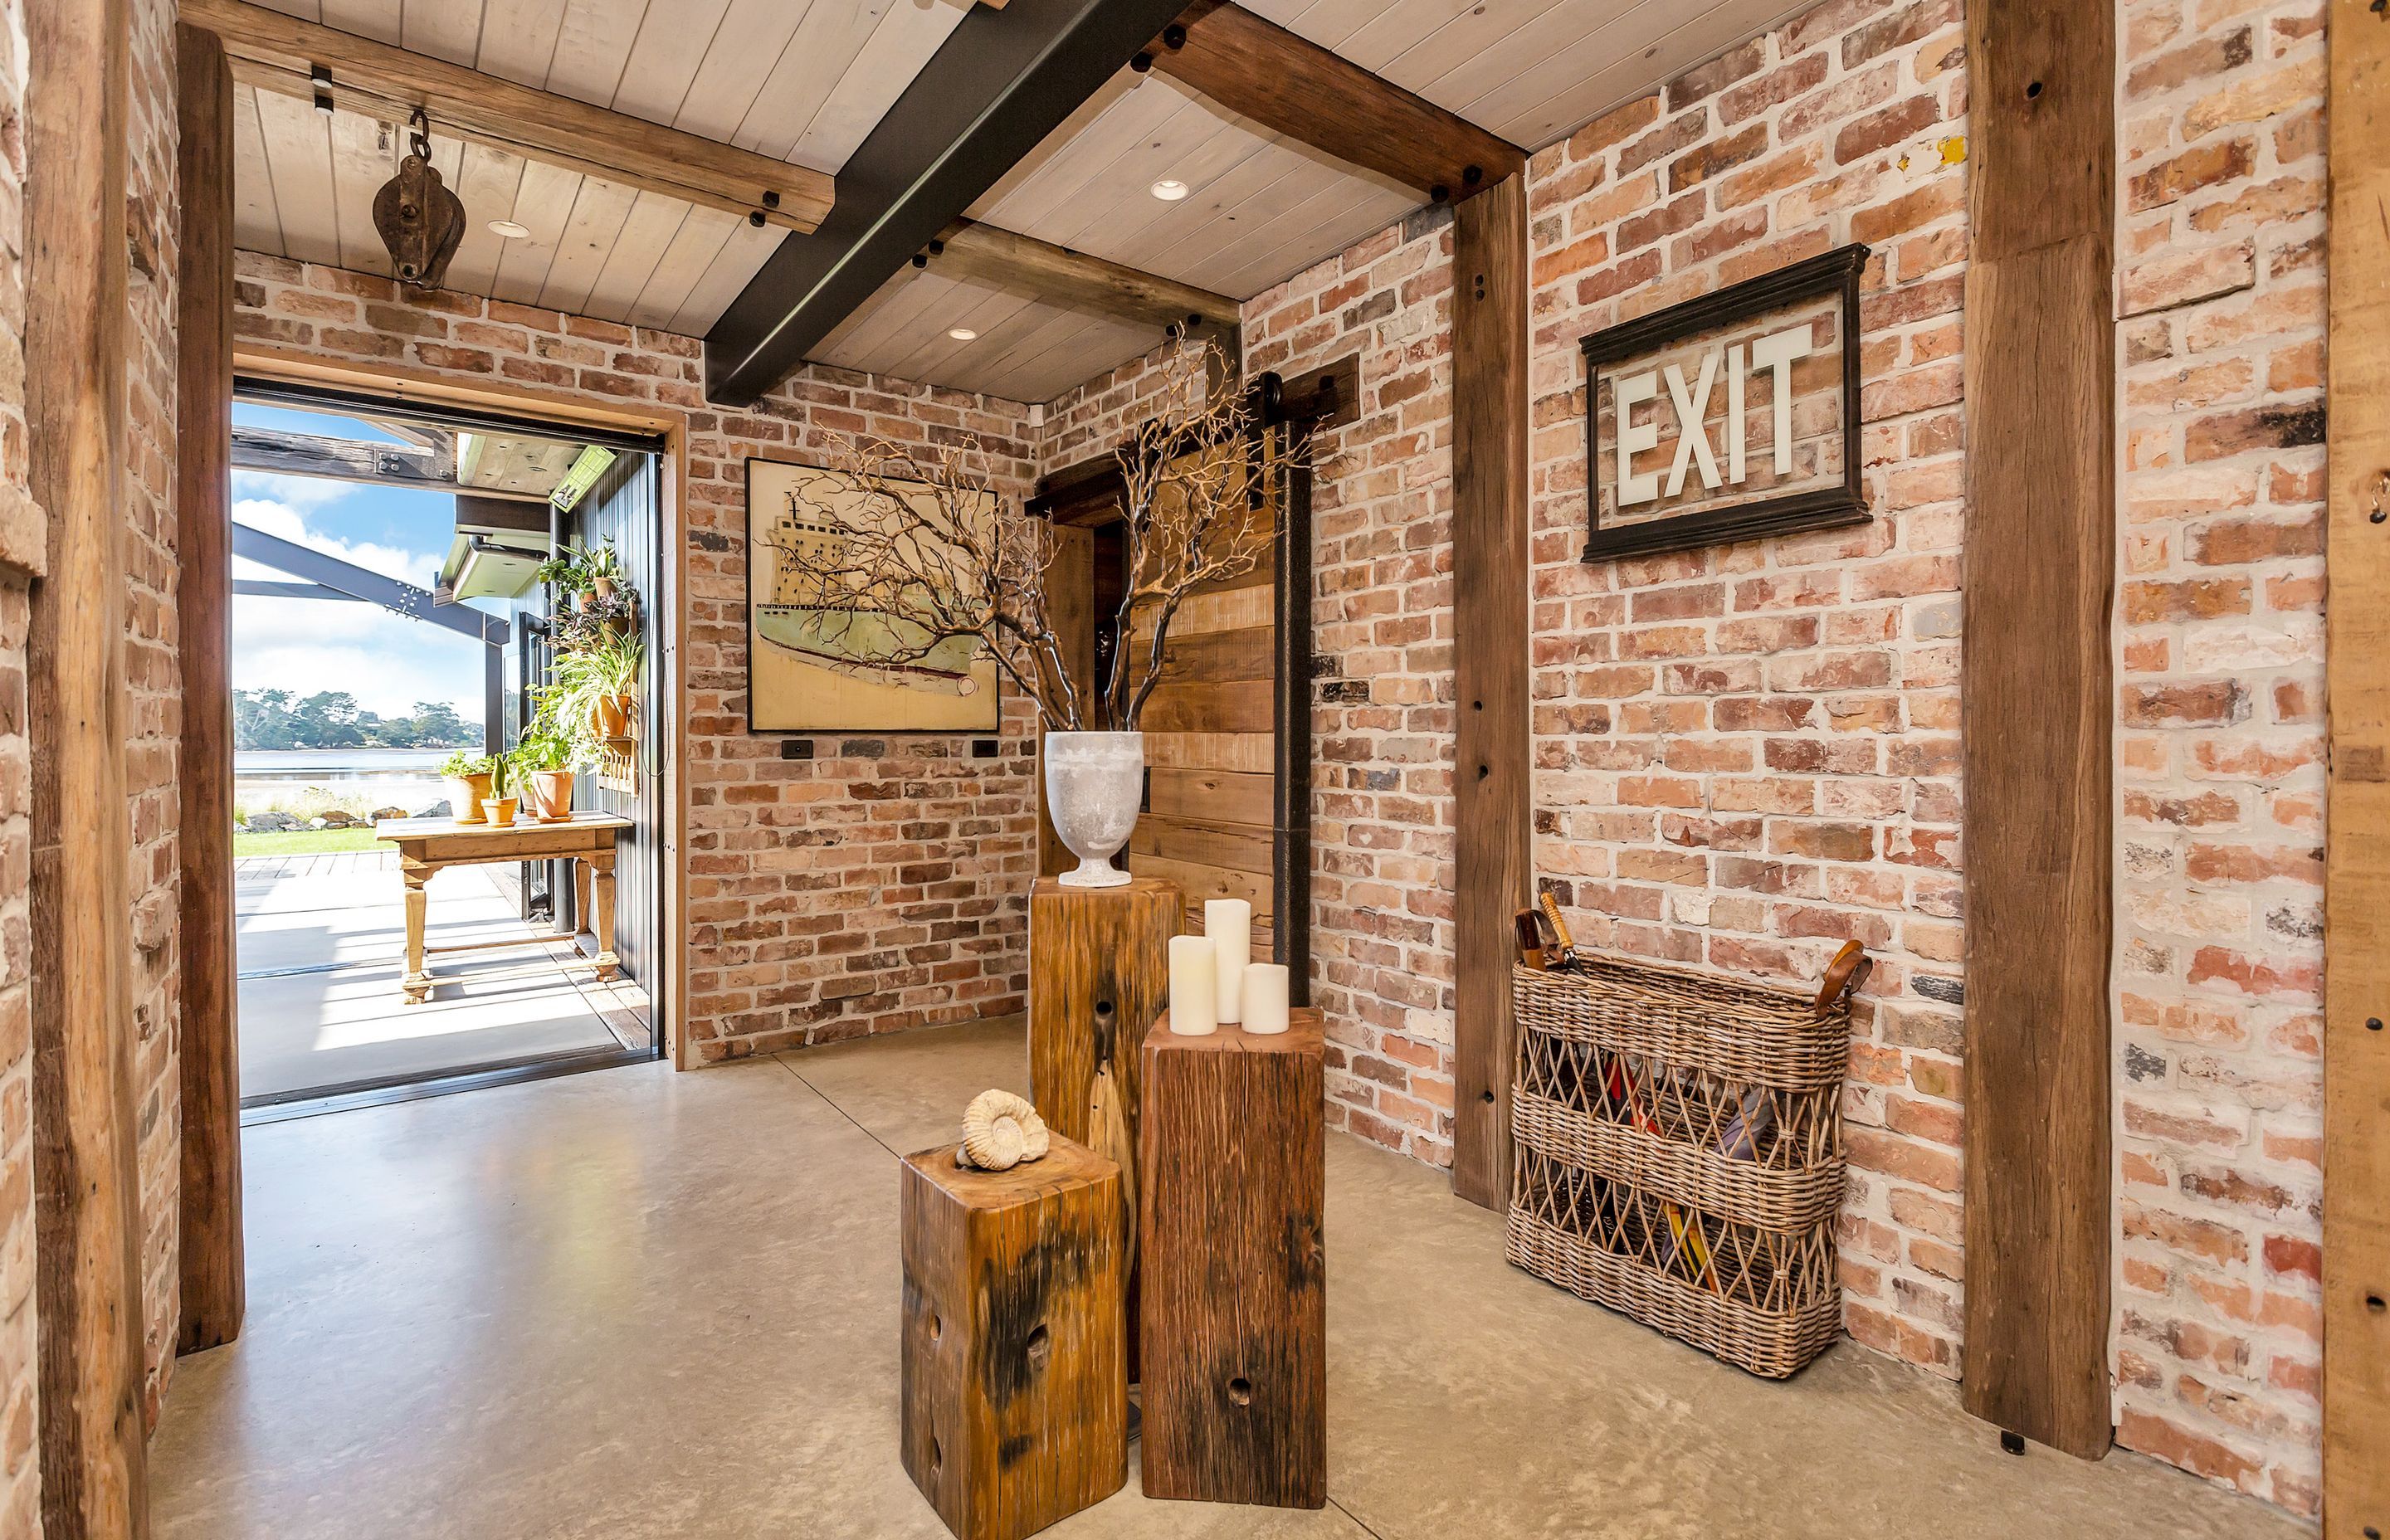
744,460,1000,733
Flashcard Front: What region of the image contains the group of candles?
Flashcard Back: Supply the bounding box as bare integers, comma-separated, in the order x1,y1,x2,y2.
1165,898,1291,1035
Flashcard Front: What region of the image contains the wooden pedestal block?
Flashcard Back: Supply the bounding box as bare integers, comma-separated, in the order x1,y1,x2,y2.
1028,874,1180,1374
1139,1008,1327,1509
900,1135,1127,1540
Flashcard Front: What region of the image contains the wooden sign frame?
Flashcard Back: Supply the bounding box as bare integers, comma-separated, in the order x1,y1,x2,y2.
1579,242,1871,561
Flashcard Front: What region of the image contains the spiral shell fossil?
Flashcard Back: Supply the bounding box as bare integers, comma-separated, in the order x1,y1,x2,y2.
955,1089,1051,1172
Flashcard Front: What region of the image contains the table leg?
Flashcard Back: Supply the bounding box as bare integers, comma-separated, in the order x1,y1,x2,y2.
402,861,432,1003
573,858,592,941
583,850,620,982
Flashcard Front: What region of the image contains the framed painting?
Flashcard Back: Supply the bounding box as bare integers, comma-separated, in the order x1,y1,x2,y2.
1581,243,1871,561
744,457,1001,733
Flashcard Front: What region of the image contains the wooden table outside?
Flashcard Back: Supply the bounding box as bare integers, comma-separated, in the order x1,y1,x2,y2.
374,812,633,1004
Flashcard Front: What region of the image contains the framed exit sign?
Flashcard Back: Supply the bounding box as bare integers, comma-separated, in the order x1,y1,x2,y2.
1580,243,1871,561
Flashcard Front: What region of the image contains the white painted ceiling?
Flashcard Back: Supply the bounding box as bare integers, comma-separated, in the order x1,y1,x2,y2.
228,0,1807,402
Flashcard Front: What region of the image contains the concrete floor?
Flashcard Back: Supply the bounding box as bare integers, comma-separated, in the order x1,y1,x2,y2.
151,1020,2305,1540
237,850,618,1099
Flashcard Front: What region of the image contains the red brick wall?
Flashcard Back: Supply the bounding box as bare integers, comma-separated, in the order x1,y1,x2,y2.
128,0,183,1421
2111,0,2326,1514
0,0,41,1523
232,255,1041,1065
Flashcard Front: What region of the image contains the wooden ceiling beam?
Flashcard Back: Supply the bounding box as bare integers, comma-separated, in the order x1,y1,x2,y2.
1149,0,1524,202
704,0,1194,407
178,0,832,232
231,424,457,490
927,219,1240,337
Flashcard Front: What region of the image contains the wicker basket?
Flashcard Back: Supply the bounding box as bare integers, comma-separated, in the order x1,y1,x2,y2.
1505,949,1858,1379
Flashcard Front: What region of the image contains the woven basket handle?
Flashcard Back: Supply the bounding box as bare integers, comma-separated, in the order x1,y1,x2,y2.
1812,940,1873,1013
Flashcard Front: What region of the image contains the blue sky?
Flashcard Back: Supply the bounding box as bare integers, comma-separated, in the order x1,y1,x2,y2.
232,402,495,723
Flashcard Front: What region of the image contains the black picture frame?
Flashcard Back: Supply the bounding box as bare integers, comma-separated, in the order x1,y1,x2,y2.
1579,242,1871,563
742,455,1003,736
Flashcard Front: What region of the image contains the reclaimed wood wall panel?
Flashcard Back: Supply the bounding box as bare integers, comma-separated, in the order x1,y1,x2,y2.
1958,0,2115,1462
2324,3,2390,1528
175,20,246,1357
1449,173,1532,1211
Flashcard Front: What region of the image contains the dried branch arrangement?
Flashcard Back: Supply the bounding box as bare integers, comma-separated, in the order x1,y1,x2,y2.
760,339,1279,732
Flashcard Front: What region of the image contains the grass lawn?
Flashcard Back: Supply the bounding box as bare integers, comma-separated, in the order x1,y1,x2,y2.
232,826,388,857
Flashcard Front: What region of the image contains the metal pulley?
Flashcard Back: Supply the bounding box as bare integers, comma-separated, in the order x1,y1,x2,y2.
372,106,466,288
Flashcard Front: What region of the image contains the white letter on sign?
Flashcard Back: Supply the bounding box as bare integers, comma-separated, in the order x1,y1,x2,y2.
1663,351,1721,497
1749,324,1812,476
1614,369,1661,506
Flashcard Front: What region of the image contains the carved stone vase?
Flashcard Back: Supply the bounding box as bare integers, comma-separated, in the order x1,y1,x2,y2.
1044,730,1144,888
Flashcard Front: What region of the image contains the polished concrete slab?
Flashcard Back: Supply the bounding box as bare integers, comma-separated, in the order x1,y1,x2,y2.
153,1020,2306,1540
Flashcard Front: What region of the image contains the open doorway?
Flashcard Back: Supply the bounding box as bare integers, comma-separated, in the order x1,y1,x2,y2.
227,383,668,1113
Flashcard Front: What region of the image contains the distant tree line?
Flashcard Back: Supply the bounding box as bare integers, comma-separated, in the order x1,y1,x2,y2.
233,689,480,751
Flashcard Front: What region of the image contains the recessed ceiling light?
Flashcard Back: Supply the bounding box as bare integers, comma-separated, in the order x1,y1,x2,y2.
488,219,531,239
948,327,978,341
1149,178,1189,202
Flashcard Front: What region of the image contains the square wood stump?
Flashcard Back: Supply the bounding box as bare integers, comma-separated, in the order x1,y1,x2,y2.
1027,874,1181,1377
1139,1008,1327,1509
900,1135,1127,1540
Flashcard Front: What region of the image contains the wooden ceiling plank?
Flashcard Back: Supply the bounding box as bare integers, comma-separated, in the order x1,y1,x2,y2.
725,0,886,162
317,0,398,41
1151,0,1524,200
606,0,730,125
324,109,398,275
437,142,529,294
535,173,641,315
232,81,289,255
251,85,343,265
925,218,1239,335
671,0,818,146
490,159,587,302
785,0,973,173
963,68,1142,220
400,0,484,63
184,0,834,230
626,206,739,329
576,189,692,323
537,0,646,102
467,0,568,85
1485,0,1807,152
972,70,1191,236
1371,0,1550,97
662,219,783,337
703,0,1195,405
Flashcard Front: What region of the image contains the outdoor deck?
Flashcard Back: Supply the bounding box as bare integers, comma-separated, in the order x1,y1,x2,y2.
236,848,639,1104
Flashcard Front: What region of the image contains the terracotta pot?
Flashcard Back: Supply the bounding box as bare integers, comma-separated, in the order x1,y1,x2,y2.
446,772,492,824
591,576,617,599
485,797,519,829
593,694,632,739
529,770,573,822
578,591,598,612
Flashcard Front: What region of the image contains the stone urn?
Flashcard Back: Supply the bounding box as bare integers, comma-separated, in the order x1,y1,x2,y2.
1043,731,1144,888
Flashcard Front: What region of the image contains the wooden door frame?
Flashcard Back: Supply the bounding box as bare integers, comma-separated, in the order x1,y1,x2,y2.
224,344,695,1072
2324,3,2389,1529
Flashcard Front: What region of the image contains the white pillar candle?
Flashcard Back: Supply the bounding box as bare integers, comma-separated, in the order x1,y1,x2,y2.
1205,897,1252,1024
1168,933,1217,1036
1242,963,1290,1034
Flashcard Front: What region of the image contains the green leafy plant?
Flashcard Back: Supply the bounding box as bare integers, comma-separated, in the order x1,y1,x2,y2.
513,714,587,773
583,539,626,587
533,545,589,593
440,749,494,778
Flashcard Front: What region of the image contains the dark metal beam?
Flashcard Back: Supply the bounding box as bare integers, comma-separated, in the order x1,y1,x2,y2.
702,0,1192,407
231,579,358,602
232,521,509,645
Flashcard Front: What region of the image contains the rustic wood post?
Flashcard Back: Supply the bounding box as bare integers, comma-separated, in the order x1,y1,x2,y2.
174,18,245,1358
25,0,156,1528
2324,2,2390,1529
1027,873,1178,1375
1139,1007,1326,1508
899,1136,1126,1540
1958,0,2116,1460
1450,172,1532,1211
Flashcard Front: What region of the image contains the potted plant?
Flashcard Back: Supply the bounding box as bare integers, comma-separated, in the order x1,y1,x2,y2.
583,539,626,600
440,748,494,824
483,751,519,828
514,717,584,822
534,545,588,598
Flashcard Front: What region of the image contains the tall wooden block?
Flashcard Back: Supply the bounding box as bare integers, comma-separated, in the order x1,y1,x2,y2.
1028,874,1179,1374
900,1135,1127,1540
1139,1009,1326,1509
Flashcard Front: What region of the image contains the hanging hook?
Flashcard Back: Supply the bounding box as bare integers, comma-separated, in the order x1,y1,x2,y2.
407,105,433,163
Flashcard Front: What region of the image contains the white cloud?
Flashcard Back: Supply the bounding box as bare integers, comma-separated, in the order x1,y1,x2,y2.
232,495,482,720
231,470,362,510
